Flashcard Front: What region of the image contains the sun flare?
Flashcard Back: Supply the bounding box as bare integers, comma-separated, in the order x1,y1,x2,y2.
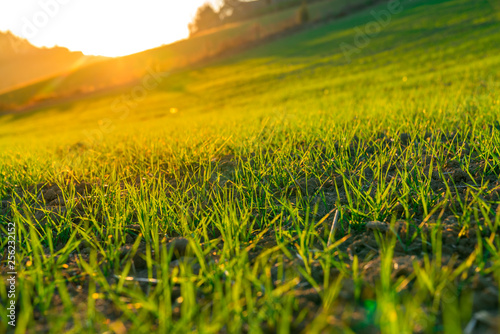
0,0,218,57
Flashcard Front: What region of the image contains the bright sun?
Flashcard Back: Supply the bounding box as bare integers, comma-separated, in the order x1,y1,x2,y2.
0,0,218,57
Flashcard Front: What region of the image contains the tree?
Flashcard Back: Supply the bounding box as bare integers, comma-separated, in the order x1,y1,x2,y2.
188,3,222,36
297,1,309,24
218,0,270,22
218,0,242,20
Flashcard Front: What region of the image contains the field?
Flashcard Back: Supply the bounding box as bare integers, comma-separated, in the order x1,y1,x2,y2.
1,0,500,333
0,0,371,111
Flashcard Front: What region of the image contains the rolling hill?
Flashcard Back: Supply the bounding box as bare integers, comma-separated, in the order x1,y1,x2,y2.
0,31,106,95
0,0,374,112
1,0,500,332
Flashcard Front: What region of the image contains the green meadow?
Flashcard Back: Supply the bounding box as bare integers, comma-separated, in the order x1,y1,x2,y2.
1,0,500,332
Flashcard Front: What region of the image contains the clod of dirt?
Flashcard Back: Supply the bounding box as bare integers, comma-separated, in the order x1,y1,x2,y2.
75,182,93,196
132,253,148,270
1,200,10,215
43,189,58,202
445,159,461,169
391,256,417,279
453,169,469,183
48,198,65,206
119,245,148,270
165,238,191,259
457,237,477,258
362,256,420,286
81,247,91,255
348,234,379,259
115,224,142,244
295,177,321,195
393,202,405,215
124,224,141,231
33,206,67,226
75,201,85,212
473,287,499,312
399,133,411,145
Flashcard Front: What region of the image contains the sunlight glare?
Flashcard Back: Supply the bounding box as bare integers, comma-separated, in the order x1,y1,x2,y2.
0,0,218,57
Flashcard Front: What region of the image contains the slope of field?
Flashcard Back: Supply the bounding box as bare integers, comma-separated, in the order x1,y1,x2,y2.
0,31,105,95
1,0,500,333
0,0,373,111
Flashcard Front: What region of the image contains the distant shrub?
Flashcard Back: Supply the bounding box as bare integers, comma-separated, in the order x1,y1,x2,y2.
297,1,310,24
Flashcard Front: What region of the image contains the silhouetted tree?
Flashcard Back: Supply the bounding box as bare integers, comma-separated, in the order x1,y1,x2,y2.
218,0,270,22
188,3,222,36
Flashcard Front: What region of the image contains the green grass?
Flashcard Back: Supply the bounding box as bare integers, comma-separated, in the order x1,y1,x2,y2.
1,0,500,333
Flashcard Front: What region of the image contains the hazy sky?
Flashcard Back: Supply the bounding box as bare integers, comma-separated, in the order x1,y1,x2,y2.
0,0,219,57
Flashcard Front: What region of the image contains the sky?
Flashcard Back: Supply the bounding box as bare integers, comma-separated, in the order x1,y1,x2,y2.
0,0,219,57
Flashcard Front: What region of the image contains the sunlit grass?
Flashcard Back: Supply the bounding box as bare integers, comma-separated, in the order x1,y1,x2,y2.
1,0,500,332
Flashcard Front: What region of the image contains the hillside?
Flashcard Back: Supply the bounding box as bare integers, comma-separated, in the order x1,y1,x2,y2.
1,0,500,332
0,0,373,111
0,31,106,94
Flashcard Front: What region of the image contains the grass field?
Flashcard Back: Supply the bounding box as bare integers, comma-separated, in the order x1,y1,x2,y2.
0,0,371,111
1,0,500,332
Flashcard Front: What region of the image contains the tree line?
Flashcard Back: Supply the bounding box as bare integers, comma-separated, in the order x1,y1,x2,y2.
188,0,308,35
